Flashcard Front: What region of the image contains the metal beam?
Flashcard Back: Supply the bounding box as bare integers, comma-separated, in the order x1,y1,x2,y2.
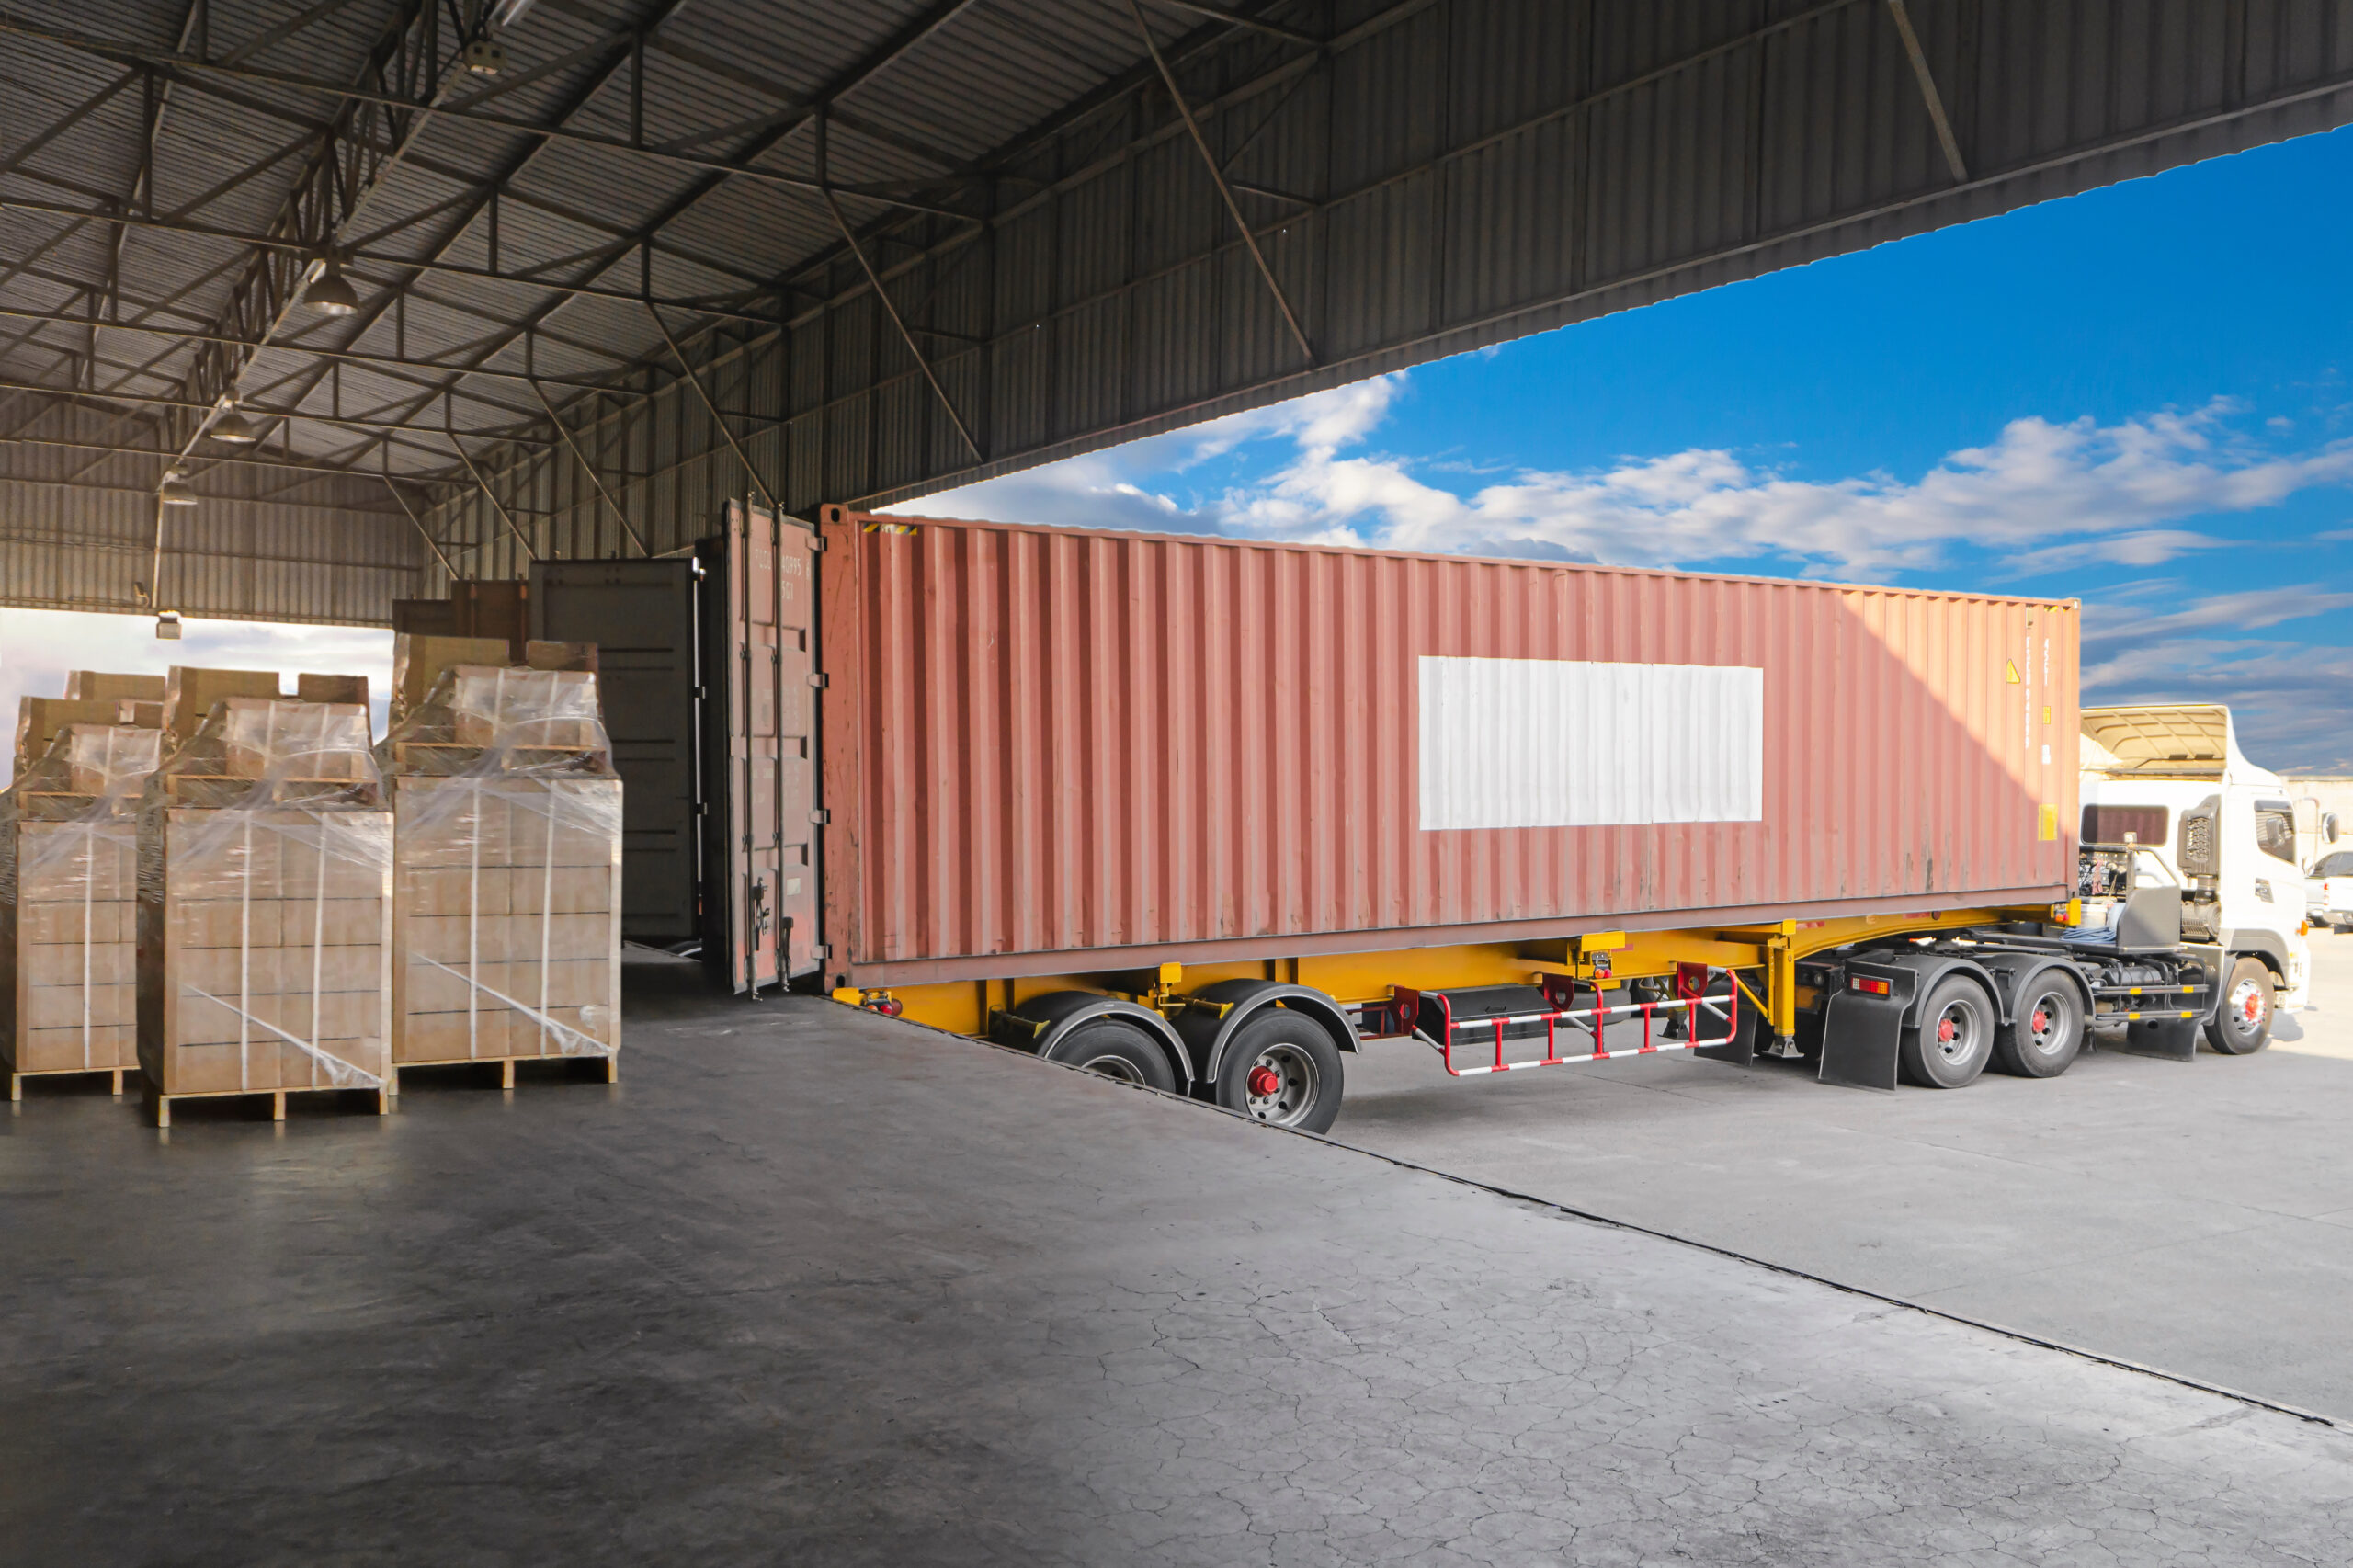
0,376,554,443
446,436,539,560
0,431,463,483
820,185,983,462
1884,0,1969,184
1144,0,1323,49
1124,0,1313,364
527,377,650,557
0,13,981,221
0,197,796,328
645,302,781,517
378,466,460,579
0,303,671,399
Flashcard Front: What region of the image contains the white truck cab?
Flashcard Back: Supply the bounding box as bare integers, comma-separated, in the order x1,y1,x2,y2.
2080,705,2313,1048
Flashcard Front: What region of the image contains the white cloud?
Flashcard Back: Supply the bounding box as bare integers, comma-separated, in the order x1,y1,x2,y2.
914,382,2353,578
0,608,392,785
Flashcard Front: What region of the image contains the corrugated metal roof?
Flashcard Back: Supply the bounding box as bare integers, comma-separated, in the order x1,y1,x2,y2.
3,1,2352,624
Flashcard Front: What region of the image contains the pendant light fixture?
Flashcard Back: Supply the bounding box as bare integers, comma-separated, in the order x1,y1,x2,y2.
210,405,260,444
307,255,360,316
158,471,198,506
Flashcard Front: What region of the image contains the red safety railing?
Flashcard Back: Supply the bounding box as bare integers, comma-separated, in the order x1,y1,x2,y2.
1402,969,1741,1078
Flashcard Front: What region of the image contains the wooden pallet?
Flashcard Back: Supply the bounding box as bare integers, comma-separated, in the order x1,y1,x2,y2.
6,1062,133,1099
150,1081,390,1129
388,1051,619,1094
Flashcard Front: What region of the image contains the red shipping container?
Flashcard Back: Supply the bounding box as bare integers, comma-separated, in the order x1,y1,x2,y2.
818,506,2078,987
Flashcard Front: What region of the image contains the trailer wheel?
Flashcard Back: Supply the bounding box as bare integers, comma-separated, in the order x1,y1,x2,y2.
1215,1010,1344,1133
1993,976,2084,1079
2203,958,2274,1054
1899,975,1994,1088
1043,1020,1179,1091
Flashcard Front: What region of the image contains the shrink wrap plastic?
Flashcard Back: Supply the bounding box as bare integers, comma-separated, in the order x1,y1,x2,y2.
0,725,165,1072
138,700,391,1094
380,666,620,1063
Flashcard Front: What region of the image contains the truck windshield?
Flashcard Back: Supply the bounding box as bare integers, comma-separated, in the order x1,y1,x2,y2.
2315,852,2353,877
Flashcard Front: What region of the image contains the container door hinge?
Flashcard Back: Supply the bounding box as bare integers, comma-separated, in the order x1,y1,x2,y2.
807,671,829,688
807,534,826,551
810,808,831,824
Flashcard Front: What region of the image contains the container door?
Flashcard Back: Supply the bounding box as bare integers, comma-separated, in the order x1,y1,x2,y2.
529,560,701,946
710,500,820,992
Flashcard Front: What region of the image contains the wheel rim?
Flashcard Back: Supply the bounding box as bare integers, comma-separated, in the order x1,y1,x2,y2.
1933,998,1981,1065
2230,976,2267,1033
1074,1051,1145,1085
2026,989,2070,1054
1242,1042,1318,1126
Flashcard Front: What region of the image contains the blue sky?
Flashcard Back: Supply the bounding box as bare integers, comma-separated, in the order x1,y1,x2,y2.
909,125,2353,774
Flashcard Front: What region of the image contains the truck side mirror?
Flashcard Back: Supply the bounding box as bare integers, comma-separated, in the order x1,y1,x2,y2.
2327,813,2342,846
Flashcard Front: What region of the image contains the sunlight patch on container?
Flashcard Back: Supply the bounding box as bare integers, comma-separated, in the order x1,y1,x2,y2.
1418,657,1765,831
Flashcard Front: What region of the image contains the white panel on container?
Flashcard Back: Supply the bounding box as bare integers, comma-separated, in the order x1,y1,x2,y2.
1418,657,1765,831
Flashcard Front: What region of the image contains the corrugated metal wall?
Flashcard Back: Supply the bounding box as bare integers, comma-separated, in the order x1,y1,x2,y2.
426,0,2353,586
820,509,2081,984
0,401,425,626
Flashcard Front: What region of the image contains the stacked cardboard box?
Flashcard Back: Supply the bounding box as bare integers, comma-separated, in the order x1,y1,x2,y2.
381,647,620,1087
0,724,166,1095
391,634,596,727
137,696,392,1125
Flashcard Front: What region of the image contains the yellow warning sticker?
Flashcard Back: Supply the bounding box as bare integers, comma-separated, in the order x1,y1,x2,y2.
2006,660,2021,684
2038,803,2058,841
2042,705,2052,725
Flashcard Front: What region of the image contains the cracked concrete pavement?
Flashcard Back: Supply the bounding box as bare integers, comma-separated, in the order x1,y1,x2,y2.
1,953,2349,1564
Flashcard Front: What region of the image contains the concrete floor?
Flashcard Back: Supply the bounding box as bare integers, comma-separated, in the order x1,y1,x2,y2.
4,957,2353,1562
1336,931,2353,1424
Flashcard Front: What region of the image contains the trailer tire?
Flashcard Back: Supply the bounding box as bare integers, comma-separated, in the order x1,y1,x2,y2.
1214,1010,1344,1133
1043,1020,1180,1091
1899,974,1995,1088
2203,957,2274,1054
1993,974,2085,1079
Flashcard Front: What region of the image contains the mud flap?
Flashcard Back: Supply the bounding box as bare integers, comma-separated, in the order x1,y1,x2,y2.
2118,1012,2201,1061
1817,964,1915,1092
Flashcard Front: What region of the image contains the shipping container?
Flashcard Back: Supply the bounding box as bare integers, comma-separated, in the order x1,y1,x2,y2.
702,502,821,994
539,501,2277,1134
530,562,701,946
817,506,2079,986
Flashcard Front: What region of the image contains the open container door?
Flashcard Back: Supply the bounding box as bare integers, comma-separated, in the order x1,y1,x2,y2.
529,559,702,949
703,499,821,993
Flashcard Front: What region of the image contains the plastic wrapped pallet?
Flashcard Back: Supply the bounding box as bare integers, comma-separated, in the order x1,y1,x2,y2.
379,664,621,1087
391,634,596,725
137,699,392,1126
15,697,131,776
0,724,165,1095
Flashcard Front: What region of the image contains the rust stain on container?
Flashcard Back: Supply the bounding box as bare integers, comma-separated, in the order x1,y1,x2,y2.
819,507,2078,985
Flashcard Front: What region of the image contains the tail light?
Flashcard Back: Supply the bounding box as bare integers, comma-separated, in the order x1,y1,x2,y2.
1850,974,1893,997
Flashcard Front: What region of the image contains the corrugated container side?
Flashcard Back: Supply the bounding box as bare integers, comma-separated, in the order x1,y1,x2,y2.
821,508,2078,984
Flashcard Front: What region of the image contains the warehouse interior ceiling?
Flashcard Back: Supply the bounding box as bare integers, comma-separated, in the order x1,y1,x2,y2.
0,1,2349,626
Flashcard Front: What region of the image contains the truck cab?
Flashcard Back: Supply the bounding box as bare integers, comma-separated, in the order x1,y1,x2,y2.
2079,706,2313,1047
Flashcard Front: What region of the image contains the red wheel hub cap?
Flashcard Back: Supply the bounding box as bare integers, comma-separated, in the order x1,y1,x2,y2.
1246,1064,1282,1098
2031,1010,2050,1033
2244,994,2261,1023
1937,1018,1957,1043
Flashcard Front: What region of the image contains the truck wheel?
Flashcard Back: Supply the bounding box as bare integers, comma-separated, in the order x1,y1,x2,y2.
1215,1010,1344,1133
2203,958,2274,1054
1993,976,2084,1079
1044,1020,1178,1092
1899,975,1994,1088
